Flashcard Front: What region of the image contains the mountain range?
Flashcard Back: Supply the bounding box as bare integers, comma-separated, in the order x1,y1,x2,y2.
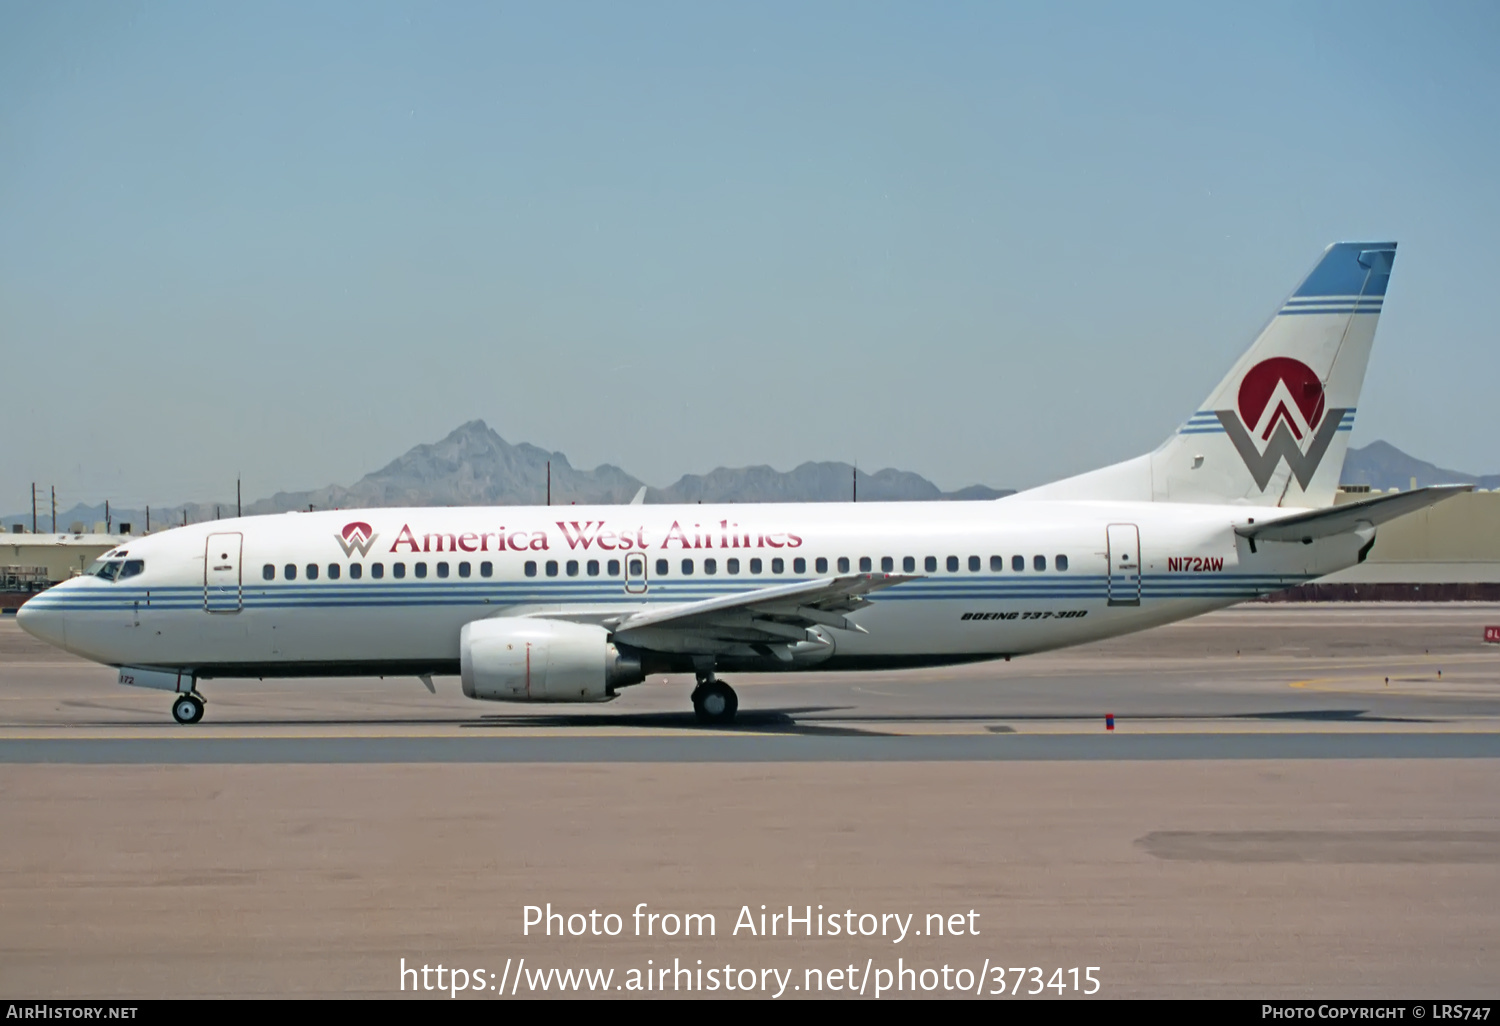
5,420,1012,532
6,423,1492,533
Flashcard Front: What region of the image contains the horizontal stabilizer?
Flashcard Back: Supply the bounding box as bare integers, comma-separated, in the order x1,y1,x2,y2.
1235,485,1472,543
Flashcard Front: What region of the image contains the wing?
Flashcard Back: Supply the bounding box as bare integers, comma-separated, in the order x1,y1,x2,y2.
607,573,919,661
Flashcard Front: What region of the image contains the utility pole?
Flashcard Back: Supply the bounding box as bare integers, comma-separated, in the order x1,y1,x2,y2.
31,483,37,533
51,486,56,533
105,500,110,532
237,478,242,518
215,505,221,520
146,506,150,532
547,461,551,506
853,466,857,503
183,509,188,526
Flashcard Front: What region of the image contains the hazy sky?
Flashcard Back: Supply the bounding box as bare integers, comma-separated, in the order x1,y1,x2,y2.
3,1,1497,511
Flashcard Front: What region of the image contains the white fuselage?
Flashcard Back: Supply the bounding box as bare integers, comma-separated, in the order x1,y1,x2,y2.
17,497,1360,680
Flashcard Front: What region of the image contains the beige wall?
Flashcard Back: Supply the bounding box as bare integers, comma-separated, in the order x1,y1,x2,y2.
2,535,126,585
1333,490,1500,563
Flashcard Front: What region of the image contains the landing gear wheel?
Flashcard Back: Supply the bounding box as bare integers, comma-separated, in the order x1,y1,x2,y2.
171,694,205,725
692,681,738,725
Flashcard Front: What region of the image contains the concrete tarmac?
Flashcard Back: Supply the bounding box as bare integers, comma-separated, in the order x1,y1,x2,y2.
1,606,1498,998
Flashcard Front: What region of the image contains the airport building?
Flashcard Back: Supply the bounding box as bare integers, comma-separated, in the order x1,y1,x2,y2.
1,527,132,612
1270,488,1500,600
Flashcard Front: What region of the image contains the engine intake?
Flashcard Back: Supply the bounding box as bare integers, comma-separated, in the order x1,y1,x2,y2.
460,617,643,702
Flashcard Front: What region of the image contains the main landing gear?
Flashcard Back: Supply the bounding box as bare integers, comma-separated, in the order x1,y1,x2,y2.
691,671,738,725
171,692,206,725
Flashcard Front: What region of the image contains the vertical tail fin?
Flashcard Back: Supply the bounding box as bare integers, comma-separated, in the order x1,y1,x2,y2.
1018,241,1396,507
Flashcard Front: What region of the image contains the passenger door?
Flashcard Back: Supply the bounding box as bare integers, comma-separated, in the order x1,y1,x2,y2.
1106,523,1141,606
204,533,244,613
624,552,648,594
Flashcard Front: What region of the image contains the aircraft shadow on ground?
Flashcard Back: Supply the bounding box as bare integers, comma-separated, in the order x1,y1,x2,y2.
40,703,1430,731
465,707,885,736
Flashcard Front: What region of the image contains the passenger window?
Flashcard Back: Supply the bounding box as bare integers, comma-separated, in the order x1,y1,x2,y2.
1012,555,1025,572
567,560,579,577
328,564,341,580
119,560,144,579
1056,554,1069,571
587,560,600,577
655,559,668,576
436,562,449,578
859,557,872,572
837,557,850,573
284,564,297,581
458,562,470,578
946,556,959,572
393,562,406,579
903,556,915,573
545,560,558,577
682,559,694,575
480,562,493,578
372,563,385,579
727,558,740,574
991,555,1003,571
1034,555,1047,571
968,556,980,572
306,564,319,580
816,557,828,574
350,563,363,580
881,556,893,572
750,558,763,574
263,564,275,581
607,559,620,576
524,561,537,577
925,556,937,572
793,557,805,574
704,558,717,574
414,563,427,579
772,557,784,574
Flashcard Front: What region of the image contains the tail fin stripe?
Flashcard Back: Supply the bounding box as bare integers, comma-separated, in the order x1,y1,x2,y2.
1279,307,1382,316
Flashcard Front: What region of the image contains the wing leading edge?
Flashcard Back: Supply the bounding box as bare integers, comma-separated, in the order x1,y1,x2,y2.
608,573,919,660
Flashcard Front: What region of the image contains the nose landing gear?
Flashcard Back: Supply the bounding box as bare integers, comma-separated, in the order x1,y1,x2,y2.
171,693,206,725
690,671,738,725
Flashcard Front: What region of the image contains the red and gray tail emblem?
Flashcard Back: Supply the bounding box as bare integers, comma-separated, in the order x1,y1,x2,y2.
1217,358,1346,490
336,522,378,557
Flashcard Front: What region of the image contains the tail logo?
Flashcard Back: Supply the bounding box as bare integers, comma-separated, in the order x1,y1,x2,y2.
1216,358,1346,492
335,521,378,558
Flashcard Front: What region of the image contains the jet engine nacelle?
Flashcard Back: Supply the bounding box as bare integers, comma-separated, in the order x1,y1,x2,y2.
460,617,643,702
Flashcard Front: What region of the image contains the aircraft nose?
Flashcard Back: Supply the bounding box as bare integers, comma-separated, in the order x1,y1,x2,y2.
16,596,66,649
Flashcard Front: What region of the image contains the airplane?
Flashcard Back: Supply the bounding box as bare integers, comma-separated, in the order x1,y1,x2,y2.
17,241,1470,726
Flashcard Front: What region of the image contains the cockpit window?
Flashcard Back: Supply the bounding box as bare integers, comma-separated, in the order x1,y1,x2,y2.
87,560,121,581
87,559,142,581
